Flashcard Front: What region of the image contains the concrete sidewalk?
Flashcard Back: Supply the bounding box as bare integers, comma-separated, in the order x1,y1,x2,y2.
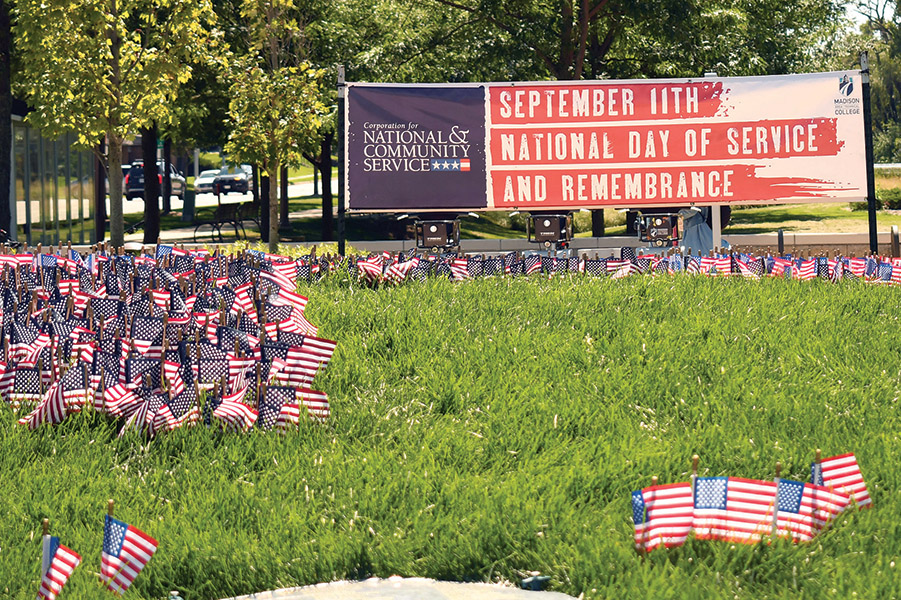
220,577,575,600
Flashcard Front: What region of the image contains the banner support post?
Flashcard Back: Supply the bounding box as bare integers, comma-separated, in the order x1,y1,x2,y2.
711,204,722,253
337,65,346,256
861,51,878,254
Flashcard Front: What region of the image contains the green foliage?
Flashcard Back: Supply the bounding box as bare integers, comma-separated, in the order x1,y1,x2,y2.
13,0,220,149
223,60,325,175
1,277,900,598
352,0,846,83
12,0,220,246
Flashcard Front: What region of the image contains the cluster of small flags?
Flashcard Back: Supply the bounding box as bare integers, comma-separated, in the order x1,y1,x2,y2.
2,244,336,436
335,247,901,284
37,507,157,598
632,452,871,552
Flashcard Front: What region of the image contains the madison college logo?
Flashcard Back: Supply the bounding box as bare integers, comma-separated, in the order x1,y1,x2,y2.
839,75,854,97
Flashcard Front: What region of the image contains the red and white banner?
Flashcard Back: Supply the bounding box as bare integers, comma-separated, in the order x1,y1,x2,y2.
346,71,866,211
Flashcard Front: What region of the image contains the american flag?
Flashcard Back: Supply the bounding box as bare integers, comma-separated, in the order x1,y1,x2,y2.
37,534,81,600
213,386,258,432
769,257,791,278
620,247,636,261
774,478,851,542
692,477,776,543
847,257,867,278
357,256,384,282
631,482,694,552
17,381,67,430
259,268,295,292
130,317,164,356
685,256,701,275
466,256,484,278
584,258,605,277
816,257,830,279
610,260,636,280
524,254,542,276
149,289,170,312
101,514,158,593
734,257,760,280
162,360,186,397
483,256,504,277
385,257,419,283
795,259,817,281
9,366,44,406
59,364,90,411
256,386,296,430
102,383,143,418
152,385,200,434
155,244,188,259
450,258,470,281
274,288,308,313
813,453,871,508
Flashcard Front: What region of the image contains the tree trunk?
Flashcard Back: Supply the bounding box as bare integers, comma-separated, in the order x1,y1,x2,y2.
162,137,172,214
251,164,259,203
94,139,106,244
320,131,333,241
0,0,11,238
259,174,269,243
268,163,279,253
108,135,125,248
591,209,604,237
142,125,160,244
279,164,289,230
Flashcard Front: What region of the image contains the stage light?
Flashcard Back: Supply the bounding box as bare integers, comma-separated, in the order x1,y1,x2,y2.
415,220,460,251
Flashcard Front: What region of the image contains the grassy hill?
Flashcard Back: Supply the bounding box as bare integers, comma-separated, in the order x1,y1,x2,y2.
1,275,898,598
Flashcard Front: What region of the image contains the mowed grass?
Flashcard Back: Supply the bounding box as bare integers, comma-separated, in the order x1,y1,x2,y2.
2,276,901,599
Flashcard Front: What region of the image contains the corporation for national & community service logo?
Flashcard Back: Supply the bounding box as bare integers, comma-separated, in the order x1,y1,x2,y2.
839,75,854,97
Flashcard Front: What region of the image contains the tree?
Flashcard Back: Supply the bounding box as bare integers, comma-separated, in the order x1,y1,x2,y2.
224,59,324,252
13,0,219,247
0,0,10,238
222,0,325,253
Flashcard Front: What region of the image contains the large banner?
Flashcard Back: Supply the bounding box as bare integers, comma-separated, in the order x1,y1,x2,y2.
345,72,866,212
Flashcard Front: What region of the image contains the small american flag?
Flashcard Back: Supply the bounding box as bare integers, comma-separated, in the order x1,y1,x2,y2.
450,258,470,281
524,255,541,275
584,259,606,277
37,534,81,600
631,482,694,552
212,386,258,432
774,478,850,542
152,386,200,434
256,386,296,430
101,514,158,593
795,259,817,281
813,453,871,508
693,477,776,544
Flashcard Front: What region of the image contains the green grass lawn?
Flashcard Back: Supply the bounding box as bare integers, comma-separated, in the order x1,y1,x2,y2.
1,276,898,599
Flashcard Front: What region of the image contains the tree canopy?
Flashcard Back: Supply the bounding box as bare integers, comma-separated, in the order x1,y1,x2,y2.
13,0,220,246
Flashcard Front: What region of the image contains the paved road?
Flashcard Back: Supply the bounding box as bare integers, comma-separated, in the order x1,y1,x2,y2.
220,577,575,600
17,177,335,226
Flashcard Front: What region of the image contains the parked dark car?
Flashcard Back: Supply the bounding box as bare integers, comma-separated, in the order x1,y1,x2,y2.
212,165,252,195
125,161,186,200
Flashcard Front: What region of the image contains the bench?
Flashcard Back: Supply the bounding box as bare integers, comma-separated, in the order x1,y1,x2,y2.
193,202,247,244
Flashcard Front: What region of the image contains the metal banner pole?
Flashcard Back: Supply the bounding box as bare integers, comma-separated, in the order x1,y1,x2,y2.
861,51,878,254
337,65,346,257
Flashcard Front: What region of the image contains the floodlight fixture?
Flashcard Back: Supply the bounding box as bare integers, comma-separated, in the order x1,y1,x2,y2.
527,214,572,249
636,212,680,247
415,219,460,251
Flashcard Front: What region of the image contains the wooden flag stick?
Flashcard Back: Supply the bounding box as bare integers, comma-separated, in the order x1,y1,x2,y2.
691,454,699,495
42,518,49,536
108,499,114,517
813,448,822,485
